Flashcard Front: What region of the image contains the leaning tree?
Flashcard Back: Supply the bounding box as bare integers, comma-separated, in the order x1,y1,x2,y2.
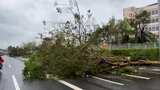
54,0,98,45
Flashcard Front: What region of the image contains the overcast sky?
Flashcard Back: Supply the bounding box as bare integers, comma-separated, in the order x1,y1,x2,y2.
0,0,157,49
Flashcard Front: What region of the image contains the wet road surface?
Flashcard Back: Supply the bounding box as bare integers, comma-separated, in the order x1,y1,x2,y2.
0,56,160,90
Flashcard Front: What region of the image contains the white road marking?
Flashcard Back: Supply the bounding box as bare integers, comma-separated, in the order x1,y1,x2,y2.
58,80,83,90
124,74,150,80
92,76,124,86
152,69,160,72
12,75,20,90
139,67,145,70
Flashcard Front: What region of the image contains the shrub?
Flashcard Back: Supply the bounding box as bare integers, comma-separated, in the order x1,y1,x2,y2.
23,53,46,80
111,48,160,61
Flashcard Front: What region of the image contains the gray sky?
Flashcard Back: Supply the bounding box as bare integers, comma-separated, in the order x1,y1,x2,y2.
0,0,157,49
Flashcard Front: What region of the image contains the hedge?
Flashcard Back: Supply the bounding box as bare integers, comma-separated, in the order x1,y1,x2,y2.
111,48,160,60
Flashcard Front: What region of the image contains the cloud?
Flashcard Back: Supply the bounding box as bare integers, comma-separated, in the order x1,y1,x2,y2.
0,0,58,49
0,0,157,49
78,0,157,23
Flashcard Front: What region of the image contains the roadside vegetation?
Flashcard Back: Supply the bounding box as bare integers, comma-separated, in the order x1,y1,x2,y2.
23,36,99,79
8,42,38,57
111,48,160,61
7,0,160,80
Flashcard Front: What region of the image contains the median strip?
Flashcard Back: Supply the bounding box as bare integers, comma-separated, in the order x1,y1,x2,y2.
92,76,124,86
124,74,150,80
58,80,83,90
12,75,20,90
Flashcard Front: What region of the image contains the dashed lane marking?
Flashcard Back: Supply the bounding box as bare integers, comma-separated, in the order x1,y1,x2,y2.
92,76,125,86
124,74,150,80
58,80,83,90
12,75,20,90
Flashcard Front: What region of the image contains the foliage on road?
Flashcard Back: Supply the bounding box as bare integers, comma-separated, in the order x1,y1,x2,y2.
23,34,100,79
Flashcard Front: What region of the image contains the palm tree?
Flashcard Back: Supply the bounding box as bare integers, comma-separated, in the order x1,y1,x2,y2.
107,18,119,44
132,10,150,43
118,18,134,43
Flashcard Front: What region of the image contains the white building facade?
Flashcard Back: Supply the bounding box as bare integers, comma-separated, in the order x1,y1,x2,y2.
123,1,160,38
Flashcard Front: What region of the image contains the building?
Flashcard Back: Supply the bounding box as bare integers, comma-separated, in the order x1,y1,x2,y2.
123,1,160,37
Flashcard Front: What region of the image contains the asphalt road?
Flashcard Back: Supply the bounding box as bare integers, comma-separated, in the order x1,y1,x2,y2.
0,56,160,90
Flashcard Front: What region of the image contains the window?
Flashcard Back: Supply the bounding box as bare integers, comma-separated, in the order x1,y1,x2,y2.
152,26,155,31
129,13,134,17
156,26,159,31
149,27,152,31
151,18,159,23
155,10,158,14
152,19,155,23
156,18,159,22
152,11,155,15
151,10,159,15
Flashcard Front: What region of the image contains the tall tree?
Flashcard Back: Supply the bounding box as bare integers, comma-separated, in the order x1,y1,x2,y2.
54,0,97,45
134,10,150,43
107,18,119,44
119,18,134,43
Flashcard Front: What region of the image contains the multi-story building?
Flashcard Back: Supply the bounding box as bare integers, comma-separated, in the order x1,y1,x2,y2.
123,1,160,37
